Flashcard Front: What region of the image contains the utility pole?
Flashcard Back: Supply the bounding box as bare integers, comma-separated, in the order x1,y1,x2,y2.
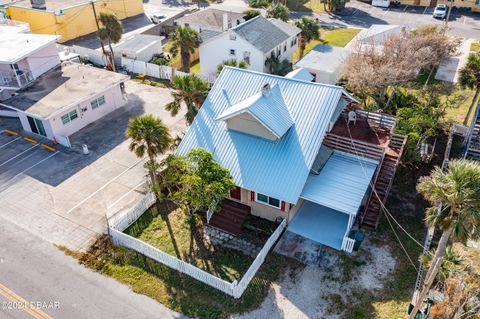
444,0,453,29
90,1,110,68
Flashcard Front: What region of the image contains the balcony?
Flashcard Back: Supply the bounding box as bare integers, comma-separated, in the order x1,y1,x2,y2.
0,69,34,90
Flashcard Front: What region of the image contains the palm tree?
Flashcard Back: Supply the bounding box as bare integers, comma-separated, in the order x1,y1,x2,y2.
216,59,247,74
126,115,172,197
409,159,480,319
459,53,480,125
168,26,201,73
295,16,321,59
97,13,124,72
265,54,292,76
165,75,209,125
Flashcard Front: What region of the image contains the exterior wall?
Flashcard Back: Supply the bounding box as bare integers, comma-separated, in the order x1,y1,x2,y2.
176,21,223,34
229,187,292,222
25,42,60,78
226,113,277,141
115,41,163,63
4,0,144,43
199,32,266,75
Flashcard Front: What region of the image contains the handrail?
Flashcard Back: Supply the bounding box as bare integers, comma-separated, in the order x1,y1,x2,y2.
323,133,385,161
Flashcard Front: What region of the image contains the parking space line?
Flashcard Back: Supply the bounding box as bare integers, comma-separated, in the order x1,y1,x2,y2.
107,180,147,210
0,137,21,149
423,6,428,14
11,151,60,180
382,8,390,16
403,5,409,12
0,144,39,168
65,157,147,215
463,16,466,25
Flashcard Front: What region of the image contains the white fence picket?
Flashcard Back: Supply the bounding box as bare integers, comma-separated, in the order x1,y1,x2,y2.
108,193,286,299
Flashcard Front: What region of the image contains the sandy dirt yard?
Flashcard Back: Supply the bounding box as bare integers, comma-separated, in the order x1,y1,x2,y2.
233,238,396,319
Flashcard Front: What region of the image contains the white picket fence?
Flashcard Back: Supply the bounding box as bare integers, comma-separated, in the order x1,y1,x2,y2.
72,45,107,66
108,193,287,298
121,57,216,84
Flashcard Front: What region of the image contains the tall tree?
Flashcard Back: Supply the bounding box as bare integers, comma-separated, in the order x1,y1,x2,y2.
459,53,480,125
266,3,289,22
409,159,480,319
295,16,321,59
168,26,201,73
97,13,123,72
216,59,248,74
126,115,172,198
265,54,292,76
242,9,261,21
165,74,209,125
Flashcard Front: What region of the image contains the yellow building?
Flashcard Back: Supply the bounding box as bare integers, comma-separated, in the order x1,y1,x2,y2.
0,0,144,43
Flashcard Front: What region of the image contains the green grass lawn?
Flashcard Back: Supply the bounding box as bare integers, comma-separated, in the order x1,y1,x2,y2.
286,0,326,13
471,41,480,52
61,205,300,319
190,60,201,74
293,27,361,63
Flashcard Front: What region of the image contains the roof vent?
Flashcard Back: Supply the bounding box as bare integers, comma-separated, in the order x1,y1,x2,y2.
261,83,271,97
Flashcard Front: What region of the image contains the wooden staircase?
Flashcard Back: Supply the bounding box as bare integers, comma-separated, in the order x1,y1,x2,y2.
465,109,480,160
360,134,407,231
208,199,251,236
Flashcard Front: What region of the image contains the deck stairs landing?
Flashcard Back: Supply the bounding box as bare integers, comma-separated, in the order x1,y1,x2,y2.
208,199,250,236
360,134,407,231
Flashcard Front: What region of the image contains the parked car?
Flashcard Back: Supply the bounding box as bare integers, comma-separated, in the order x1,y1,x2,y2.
151,14,167,24
433,4,447,19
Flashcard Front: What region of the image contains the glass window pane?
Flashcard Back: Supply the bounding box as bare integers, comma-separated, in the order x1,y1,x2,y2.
91,100,98,109
61,114,70,124
69,110,78,120
98,96,105,105
256,193,268,203
268,197,280,208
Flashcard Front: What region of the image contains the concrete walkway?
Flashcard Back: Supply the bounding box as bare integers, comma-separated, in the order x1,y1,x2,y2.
435,39,473,83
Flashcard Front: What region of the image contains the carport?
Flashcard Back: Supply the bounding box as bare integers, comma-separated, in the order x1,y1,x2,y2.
288,151,378,251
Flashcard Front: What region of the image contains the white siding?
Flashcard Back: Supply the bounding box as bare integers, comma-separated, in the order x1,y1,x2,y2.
25,43,60,79
199,32,265,75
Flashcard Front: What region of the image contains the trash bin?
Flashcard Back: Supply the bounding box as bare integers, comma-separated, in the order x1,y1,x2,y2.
348,230,365,251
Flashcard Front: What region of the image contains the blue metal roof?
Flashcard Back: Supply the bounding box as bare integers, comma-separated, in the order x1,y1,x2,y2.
285,68,314,82
177,67,351,204
300,151,378,215
216,84,293,139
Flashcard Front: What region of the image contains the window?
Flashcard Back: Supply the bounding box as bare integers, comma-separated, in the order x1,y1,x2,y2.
91,96,106,110
229,49,236,55
61,109,78,125
283,44,287,52
294,37,298,45
255,192,281,209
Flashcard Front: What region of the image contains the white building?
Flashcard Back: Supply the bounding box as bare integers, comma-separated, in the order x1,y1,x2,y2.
0,18,31,34
174,8,245,41
0,63,129,146
113,34,164,64
0,32,60,95
294,45,348,85
199,16,301,75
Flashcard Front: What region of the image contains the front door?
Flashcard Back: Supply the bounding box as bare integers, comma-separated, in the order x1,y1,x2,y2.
230,186,241,201
26,116,47,137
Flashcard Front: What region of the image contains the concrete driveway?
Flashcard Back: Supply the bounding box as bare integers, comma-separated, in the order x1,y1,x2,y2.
0,80,186,251
435,38,474,83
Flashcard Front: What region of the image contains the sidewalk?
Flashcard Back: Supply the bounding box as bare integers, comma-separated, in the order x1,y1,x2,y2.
435,38,473,83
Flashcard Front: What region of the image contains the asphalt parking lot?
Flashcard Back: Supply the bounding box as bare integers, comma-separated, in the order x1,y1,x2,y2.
0,80,186,250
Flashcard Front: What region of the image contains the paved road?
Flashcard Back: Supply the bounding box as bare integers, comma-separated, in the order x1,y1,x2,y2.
295,0,480,39
0,217,186,319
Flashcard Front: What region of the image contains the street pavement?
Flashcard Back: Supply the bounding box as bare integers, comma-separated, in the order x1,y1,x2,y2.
0,217,187,319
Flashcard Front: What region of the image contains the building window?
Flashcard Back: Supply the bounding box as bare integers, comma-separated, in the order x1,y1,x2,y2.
91,96,106,110
230,49,236,55
61,109,78,125
283,44,287,52
294,37,298,45
255,192,281,209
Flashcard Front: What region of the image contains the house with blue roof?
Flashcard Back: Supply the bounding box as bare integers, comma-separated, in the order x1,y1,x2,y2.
177,67,406,252
199,16,300,76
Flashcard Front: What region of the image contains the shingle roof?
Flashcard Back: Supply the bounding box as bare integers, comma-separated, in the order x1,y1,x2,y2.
216,84,293,138
232,16,297,53
269,18,301,37
176,8,245,29
177,67,352,204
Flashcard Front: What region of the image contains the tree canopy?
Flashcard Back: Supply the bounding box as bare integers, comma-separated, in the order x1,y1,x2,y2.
266,3,289,22
459,53,480,125
216,59,248,74
159,149,235,215
168,26,201,73
295,16,321,59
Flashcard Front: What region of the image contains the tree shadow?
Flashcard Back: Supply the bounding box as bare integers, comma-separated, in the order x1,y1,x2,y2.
158,201,182,259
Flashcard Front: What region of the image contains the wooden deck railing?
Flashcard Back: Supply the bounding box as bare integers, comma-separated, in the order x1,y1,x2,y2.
323,133,385,161
355,109,397,131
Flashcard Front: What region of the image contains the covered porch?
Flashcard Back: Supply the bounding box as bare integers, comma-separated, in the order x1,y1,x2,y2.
288,151,378,252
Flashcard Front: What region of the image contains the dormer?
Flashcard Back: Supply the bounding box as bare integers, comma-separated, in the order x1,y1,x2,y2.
216,83,293,141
